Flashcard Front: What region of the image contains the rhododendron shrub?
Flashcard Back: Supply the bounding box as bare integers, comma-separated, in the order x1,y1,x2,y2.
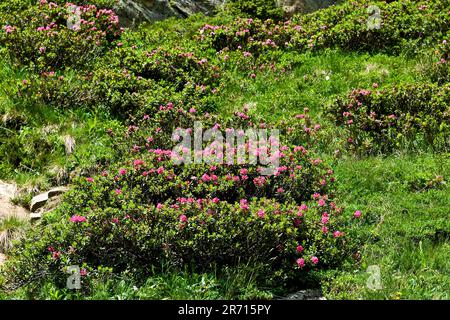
199,0,450,56
0,1,123,71
431,35,450,84
329,83,450,154
10,45,222,116
5,191,351,289
3,144,353,289
109,102,327,156
87,47,221,116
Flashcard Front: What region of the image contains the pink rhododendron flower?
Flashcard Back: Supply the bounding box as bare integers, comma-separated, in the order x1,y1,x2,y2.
296,258,305,268
239,199,249,211
70,215,87,223
156,166,165,174
311,256,319,265
321,213,329,224
296,245,303,253
333,231,343,238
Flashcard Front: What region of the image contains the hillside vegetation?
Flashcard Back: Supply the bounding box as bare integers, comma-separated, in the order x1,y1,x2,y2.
0,0,448,299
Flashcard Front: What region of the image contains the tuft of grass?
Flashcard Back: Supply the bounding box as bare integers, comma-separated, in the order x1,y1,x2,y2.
0,215,29,254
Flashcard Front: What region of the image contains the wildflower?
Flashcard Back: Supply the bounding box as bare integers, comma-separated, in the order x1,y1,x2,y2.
257,209,265,218
3,25,15,33
311,256,319,265
296,258,305,268
156,203,163,210
179,214,188,223
156,166,165,174
354,210,362,218
80,268,87,276
296,245,303,253
119,168,127,175
322,226,328,233
86,177,94,183
318,199,326,207
333,231,343,238
52,251,61,260
212,197,220,204
239,199,249,211
321,213,329,224
115,189,122,195
70,215,87,223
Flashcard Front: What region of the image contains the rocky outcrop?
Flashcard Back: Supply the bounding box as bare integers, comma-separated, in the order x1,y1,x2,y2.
116,0,225,26
115,0,337,26
279,0,337,17
0,182,28,220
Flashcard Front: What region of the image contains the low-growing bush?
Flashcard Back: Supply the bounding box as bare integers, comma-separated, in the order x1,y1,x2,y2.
1,1,123,71
2,117,357,291
328,83,450,154
431,35,450,84
199,0,450,56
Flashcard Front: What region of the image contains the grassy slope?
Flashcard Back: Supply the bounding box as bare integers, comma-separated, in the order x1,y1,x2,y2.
214,48,449,299
0,12,448,300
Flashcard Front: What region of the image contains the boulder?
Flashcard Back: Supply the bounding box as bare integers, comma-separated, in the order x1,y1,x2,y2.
30,187,68,213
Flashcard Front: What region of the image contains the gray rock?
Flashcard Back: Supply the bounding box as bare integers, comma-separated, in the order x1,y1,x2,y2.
30,187,68,213
115,0,336,26
29,212,42,221
280,288,326,300
30,193,49,213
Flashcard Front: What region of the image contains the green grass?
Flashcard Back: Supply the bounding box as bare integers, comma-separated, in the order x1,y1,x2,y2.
320,154,450,299
0,3,448,300
214,49,433,121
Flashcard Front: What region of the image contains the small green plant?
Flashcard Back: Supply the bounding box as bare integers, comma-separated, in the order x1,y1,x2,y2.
0,215,29,254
